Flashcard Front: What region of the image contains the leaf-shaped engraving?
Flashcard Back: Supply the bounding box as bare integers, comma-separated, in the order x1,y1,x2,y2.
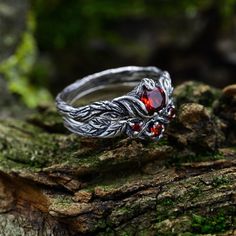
69,96,150,123
63,115,126,137
61,95,152,137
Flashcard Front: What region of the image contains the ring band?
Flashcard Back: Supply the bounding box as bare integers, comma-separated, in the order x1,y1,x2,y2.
56,66,175,140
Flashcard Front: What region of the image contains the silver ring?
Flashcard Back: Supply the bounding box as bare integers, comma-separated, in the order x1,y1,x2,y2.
56,66,175,141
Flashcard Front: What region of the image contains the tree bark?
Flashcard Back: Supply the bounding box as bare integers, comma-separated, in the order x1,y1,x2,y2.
0,83,236,235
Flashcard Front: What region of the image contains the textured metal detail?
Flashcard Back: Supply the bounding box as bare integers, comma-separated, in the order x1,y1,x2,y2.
56,66,175,140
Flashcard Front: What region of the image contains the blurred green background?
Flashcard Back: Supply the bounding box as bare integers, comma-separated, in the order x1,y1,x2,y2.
0,0,236,108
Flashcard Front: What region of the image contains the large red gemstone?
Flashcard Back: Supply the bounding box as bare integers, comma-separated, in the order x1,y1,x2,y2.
140,87,165,114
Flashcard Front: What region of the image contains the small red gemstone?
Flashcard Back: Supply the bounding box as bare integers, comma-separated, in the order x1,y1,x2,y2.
150,124,163,137
131,123,141,132
140,87,166,114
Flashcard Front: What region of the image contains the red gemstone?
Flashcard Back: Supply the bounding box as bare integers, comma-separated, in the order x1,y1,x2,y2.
131,123,141,132
140,87,166,114
150,124,163,137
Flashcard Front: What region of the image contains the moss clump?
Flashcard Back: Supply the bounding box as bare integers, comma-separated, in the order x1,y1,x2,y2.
211,176,231,187
116,206,132,215
52,195,74,207
174,81,221,108
191,213,231,234
160,198,175,206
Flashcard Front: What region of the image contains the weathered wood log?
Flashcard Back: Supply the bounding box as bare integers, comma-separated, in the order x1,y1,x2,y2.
0,82,235,235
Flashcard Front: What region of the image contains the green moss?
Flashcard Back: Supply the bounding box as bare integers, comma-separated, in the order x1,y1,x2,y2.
174,81,222,108
0,119,83,171
191,213,230,234
147,137,169,148
0,11,52,108
160,198,175,206
0,116,148,177
27,107,64,133
154,210,233,235
211,176,231,187
116,206,132,215
0,116,142,176
189,186,202,198
170,151,224,165
94,219,107,230
156,206,176,223
52,195,74,208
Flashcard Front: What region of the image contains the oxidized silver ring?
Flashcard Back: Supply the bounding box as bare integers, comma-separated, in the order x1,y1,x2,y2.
56,66,175,141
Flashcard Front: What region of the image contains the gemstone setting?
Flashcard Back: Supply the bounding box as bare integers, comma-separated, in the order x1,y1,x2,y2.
140,87,166,115
131,123,141,132
149,123,164,137
125,75,174,140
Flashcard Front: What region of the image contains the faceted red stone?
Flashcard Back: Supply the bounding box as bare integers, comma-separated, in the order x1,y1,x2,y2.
140,87,166,114
131,123,141,132
150,124,163,137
